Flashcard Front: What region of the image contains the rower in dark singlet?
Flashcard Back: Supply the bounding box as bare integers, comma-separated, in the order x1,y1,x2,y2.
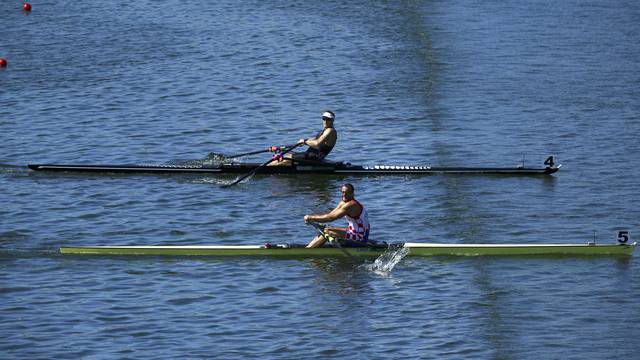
272,110,337,165
296,129,334,160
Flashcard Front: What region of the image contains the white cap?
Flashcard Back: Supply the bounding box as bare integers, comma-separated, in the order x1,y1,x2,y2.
322,111,335,120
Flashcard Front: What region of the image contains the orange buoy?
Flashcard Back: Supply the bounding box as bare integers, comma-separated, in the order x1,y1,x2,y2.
23,3,32,12
0,58,7,68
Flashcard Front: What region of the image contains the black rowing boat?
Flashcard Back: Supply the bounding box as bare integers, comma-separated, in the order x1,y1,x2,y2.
27,158,560,176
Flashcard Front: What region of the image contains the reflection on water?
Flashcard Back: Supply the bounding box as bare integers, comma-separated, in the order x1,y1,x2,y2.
307,258,377,298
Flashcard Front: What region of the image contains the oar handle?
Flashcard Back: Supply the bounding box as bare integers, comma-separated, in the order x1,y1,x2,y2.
307,221,327,235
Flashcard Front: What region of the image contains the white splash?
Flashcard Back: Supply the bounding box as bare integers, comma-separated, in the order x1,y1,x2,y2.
364,246,410,276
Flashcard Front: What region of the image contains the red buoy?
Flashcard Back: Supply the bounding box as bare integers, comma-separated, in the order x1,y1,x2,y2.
0,58,7,68
23,3,32,12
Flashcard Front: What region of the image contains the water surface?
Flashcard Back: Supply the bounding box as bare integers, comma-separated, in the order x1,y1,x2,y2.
2,0,639,358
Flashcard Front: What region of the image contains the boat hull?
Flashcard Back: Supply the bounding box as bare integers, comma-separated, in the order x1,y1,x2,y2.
59,242,636,257
28,163,559,175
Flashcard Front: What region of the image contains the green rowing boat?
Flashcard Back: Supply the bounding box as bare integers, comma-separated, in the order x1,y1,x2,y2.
59,242,636,257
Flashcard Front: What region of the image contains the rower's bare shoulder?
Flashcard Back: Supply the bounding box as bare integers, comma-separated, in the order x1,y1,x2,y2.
342,200,360,212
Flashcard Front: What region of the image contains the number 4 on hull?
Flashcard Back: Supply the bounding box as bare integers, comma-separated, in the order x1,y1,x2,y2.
544,156,555,167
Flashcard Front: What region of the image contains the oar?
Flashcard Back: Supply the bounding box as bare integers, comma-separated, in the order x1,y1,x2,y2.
221,143,302,187
224,148,272,159
210,144,297,162
224,144,297,160
306,221,357,260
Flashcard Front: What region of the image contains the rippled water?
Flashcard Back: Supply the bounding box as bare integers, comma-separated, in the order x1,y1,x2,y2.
2,0,639,358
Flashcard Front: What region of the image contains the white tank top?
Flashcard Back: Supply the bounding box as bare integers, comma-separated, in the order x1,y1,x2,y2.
345,200,370,241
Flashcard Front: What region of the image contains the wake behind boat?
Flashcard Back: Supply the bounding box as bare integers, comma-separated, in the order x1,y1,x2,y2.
28,157,560,176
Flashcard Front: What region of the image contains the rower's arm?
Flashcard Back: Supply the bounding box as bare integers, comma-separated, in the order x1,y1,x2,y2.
306,205,348,223
303,133,322,148
304,129,332,148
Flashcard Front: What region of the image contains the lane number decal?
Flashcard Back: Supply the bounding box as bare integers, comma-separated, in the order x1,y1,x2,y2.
617,231,630,244
544,156,555,167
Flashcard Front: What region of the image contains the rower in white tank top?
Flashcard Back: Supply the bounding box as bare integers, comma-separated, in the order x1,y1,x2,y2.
303,183,372,248
344,199,370,243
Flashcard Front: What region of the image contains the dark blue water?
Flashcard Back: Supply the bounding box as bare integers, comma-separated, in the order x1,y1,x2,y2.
2,1,639,358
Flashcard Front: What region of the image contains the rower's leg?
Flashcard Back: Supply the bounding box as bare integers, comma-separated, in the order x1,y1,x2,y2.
306,234,326,248
306,227,348,248
267,153,296,167
266,157,292,166
326,227,347,240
